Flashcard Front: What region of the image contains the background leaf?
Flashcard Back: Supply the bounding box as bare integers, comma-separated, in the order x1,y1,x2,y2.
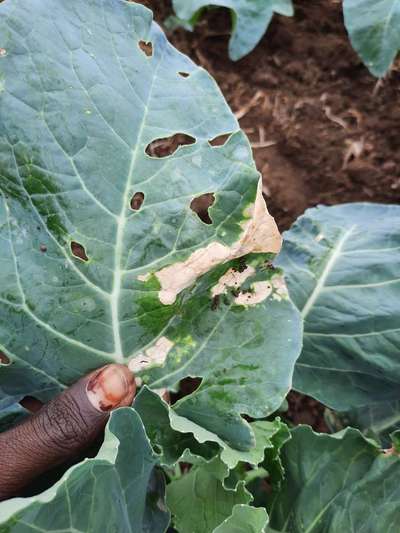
166,455,251,532
171,0,294,60
268,426,400,532
0,408,169,532
343,0,400,77
326,400,400,448
277,203,400,412
0,0,302,451
213,504,268,533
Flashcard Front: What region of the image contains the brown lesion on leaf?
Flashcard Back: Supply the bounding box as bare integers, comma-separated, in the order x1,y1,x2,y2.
145,133,196,158
178,71,190,78
70,241,89,262
190,193,215,224
130,191,145,211
138,40,153,57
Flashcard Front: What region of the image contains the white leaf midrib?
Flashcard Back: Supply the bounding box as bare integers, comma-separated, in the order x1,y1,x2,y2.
110,52,164,361
301,226,356,320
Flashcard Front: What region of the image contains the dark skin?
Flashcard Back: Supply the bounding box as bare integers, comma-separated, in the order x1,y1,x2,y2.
0,364,136,502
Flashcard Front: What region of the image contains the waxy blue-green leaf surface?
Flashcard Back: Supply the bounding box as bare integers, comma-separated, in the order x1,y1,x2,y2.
0,402,28,433
343,400,400,446
0,0,301,450
268,426,400,532
0,408,169,532
277,203,400,411
171,0,294,60
343,0,400,77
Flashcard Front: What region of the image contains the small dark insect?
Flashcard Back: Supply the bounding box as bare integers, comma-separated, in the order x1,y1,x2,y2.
211,294,220,311
238,256,247,273
40,244,47,252
265,260,277,271
229,287,240,298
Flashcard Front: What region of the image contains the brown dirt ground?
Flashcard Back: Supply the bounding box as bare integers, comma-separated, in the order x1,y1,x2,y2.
136,0,400,432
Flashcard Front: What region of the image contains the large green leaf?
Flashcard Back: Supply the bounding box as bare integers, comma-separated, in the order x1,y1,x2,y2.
268,426,400,532
0,408,169,532
343,0,400,77
171,0,294,60
277,203,400,411
0,0,302,449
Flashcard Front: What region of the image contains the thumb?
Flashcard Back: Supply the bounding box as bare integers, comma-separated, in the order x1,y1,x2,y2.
0,364,136,502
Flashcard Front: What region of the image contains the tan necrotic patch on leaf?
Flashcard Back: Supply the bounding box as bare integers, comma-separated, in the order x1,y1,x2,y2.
270,274,289,301
153,179,282,305
128,337,174,373
211,266,256,297
234,281,272,306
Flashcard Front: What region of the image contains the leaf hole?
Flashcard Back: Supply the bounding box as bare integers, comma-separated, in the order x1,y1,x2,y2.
145,133,196,158
0,350,10,364
40,244,47,253
190,193,215,225
208,133,232,147
130,191,145,211
71,241,89,262
178,71,190,78
20,396,43,413
170,377,203,404
138,40,153,57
